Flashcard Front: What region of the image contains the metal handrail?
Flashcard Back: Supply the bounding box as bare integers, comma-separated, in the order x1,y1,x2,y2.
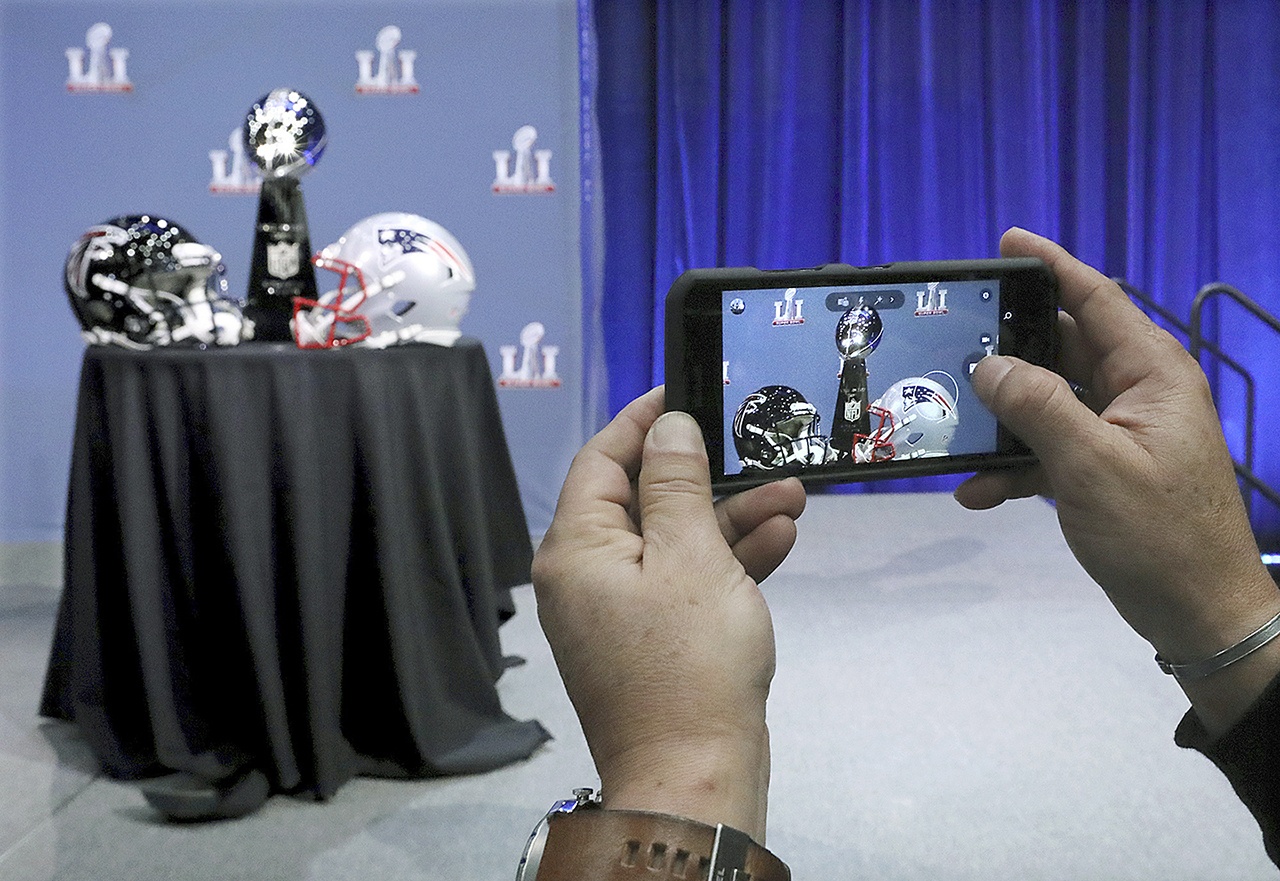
1190,282,1280,344
1239,467,1280,514
1113,279,1280,525
1113,282,1256,464
1190,284,1280,475
1114,279,1258,474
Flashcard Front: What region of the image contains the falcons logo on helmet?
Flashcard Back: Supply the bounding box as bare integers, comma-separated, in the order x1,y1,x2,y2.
732,385,832,471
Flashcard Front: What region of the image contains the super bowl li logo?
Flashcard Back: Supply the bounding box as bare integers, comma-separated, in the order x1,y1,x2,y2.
772,288,805,326
914,281,949,317
492,127,555,194
208,127,262,195
66,23,132,92
355,26,419,94
498,322,562,388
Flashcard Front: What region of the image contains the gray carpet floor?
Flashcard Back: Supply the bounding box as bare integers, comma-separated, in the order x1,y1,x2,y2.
0,493,1274,880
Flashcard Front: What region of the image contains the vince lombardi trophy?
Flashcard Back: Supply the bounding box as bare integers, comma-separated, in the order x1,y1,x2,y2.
243,88,326,341
830,303,882,458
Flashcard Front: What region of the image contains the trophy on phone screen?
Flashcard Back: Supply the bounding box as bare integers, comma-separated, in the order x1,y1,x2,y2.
243,88,326,340
830,303,882,459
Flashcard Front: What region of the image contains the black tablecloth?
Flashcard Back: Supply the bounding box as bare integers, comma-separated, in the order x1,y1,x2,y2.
41,339,549,798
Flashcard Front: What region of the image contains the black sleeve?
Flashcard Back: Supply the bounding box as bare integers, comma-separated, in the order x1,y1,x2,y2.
1175,672,1280,868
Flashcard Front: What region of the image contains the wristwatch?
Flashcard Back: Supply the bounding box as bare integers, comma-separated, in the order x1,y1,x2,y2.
515,789,790,881
516,788,601,880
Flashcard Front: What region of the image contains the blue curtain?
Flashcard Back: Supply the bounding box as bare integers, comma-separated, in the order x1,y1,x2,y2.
593,0,1280,537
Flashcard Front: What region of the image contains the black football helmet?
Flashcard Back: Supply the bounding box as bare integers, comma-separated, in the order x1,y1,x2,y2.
732,385,832,470
64,215,253,348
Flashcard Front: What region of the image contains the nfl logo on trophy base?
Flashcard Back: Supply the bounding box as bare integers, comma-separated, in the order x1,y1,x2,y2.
266,241,301,281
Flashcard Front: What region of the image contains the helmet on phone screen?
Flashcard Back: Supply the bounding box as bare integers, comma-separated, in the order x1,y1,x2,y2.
733,385,831,470
854,373,959,462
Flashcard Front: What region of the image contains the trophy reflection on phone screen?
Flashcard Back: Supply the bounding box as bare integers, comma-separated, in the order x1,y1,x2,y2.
830,303,882,459
243,88,326,340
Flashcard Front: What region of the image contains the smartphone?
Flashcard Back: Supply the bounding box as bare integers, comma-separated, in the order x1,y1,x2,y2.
665,258,1059,492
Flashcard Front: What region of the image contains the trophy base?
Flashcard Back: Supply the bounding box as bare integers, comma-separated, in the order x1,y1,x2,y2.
831,359,870,459
243,303,295,343
247,177,316,343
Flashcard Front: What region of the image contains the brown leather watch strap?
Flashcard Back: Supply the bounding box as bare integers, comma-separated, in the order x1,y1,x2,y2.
534,808,790,881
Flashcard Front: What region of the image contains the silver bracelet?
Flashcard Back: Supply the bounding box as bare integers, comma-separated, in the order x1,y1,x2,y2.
1155,609,1280,682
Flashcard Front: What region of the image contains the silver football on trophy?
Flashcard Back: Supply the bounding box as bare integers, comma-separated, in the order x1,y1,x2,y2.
835,303,883,359
242,88,327,179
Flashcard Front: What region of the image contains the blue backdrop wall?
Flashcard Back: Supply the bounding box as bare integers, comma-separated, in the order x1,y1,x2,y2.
594,0,1280,545
0,0,590,542
5,1,1280,548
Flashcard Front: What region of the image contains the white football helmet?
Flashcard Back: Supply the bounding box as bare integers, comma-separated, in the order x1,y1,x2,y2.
853,372,959,462
293,212,476,349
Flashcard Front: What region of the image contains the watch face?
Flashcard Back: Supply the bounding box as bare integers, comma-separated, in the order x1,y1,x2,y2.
514,817,551,881
516,795,587,880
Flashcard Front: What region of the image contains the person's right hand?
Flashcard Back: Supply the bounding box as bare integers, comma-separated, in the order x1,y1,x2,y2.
532,388,805,840
955,228,1280,734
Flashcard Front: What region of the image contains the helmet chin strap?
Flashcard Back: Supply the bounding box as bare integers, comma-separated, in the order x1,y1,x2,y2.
357,325,461,350
92,273,177,343
91,273,235,346
292,304,333,346
82,326,150,351
790,434,828,465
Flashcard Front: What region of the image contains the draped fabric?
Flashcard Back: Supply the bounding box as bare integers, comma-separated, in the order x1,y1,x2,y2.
42,342,550,797
592,0,1280,540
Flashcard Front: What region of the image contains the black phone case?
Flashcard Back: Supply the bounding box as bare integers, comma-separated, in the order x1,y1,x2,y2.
665,259,1058,492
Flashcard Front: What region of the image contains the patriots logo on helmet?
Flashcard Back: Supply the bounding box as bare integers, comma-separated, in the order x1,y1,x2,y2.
379,228,432,260
377,227,471,284
901,384,950,410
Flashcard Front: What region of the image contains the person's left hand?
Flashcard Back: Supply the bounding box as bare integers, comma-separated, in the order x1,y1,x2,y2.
532,387,805,841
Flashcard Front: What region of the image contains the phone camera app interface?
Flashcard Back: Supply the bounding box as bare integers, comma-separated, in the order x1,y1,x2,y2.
722,280,1000,477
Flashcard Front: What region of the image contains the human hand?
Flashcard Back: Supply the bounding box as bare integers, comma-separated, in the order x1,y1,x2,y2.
532,387,805,840
955,228,1280,733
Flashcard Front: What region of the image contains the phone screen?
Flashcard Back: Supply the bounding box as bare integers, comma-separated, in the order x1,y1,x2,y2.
721,278,1002,478
664,258,1057,491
